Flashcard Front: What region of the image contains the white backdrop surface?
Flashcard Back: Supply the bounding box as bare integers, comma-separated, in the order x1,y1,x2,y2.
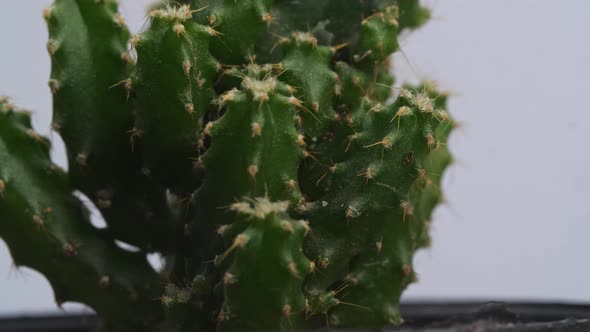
1,0,589,315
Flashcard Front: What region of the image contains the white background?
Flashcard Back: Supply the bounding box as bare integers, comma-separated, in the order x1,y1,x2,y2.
1,0,589,315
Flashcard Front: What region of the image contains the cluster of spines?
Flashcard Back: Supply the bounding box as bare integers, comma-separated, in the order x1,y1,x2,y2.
0,0,453,331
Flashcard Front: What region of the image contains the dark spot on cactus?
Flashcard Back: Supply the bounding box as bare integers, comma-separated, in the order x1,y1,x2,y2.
63,243,78,257
128,291,138,302
403,151,415,165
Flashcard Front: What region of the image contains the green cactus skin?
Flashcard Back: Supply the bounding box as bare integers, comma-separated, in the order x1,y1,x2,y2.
278,33,338,137
46,0,173,252
0,1,453,331
0,100,162,330
132,5,217,195
397,0,432,30
200,0,274,64
257,0,427,63
354,5,400,65
217,198,310,331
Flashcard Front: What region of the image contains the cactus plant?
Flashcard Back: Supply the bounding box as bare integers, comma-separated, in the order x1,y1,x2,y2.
0,0,454,331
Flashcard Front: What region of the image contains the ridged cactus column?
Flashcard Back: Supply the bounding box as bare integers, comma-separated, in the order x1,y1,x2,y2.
218,198,311,331
46,0,173,252
132,6,217,195
0,1,454,331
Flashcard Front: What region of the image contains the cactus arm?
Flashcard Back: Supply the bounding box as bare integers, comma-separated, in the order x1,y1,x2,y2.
47,0,132,156
185,64,303,275
217,198,311,331
258,0,425,62
311,88,454,327
353,5,400,65
406,84,453,250
190,0,274,64
297,60,393,201
210,0,273,64
132,5,217,195
278,34,338,137
200,65,303,205
0,101,162,329
261,0,370,54
46,0,173,252
170,65,305,329
397,0,431,30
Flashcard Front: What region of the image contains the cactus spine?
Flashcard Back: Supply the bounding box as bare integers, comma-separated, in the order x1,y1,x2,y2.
0,1,454,331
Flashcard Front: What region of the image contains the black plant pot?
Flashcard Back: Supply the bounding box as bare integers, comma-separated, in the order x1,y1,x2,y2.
1,301,589,332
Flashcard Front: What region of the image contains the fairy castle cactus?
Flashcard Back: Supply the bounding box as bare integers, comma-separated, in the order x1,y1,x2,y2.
0,0,454,331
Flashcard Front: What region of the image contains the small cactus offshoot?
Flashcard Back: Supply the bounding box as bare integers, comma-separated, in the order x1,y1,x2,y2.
0,1,454,331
